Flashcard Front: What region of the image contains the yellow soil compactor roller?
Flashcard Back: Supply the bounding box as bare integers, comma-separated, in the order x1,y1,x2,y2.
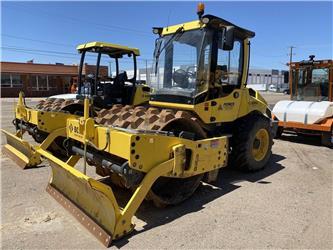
2,4,277,246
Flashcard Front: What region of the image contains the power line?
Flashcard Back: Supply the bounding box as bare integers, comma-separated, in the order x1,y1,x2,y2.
1,34,154,58
2,46,79,56
2,48,151,68
2,47,79,60
1,34,75,48
252,53,286,58
5,5,152,36
1,46,154,63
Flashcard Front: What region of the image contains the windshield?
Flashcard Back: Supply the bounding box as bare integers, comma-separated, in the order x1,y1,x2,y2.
291,67,329,101
150,29,212,102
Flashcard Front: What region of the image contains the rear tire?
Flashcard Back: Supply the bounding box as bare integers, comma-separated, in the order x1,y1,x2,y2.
230,114,273,171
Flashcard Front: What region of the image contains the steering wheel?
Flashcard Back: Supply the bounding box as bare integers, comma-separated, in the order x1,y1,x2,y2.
173,69,188,88
172,67,196,88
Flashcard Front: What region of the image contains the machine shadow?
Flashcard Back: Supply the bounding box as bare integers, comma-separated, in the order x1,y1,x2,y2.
277,133,323,147
112,153,285,248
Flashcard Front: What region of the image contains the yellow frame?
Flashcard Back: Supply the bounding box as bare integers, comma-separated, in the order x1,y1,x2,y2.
2,97,229,246
150,88,268,124
15,93,78,133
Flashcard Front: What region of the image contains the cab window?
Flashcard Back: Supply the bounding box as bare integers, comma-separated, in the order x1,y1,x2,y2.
216,36,243,87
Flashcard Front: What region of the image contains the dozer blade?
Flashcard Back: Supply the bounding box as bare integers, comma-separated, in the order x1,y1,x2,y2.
43,150,120,247
1,129,41,169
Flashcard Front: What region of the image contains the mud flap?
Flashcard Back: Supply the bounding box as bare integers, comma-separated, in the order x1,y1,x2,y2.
45,154,120,247
1,129,41,169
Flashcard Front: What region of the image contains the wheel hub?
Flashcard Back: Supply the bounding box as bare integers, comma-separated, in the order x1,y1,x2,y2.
252,128,269,161
253,138,261,149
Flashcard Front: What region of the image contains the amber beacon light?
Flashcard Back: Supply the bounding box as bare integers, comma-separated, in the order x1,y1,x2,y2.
197,2,205,19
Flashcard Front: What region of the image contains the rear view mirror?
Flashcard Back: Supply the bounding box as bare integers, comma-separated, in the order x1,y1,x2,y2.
223,26,235,51
154,39,162,58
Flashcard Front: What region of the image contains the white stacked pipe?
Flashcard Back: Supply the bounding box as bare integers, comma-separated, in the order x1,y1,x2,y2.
272,100,333,124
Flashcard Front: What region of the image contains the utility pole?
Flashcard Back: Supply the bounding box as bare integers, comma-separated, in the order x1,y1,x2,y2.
287,46,295,89
288,46,296,66
145,59,148,82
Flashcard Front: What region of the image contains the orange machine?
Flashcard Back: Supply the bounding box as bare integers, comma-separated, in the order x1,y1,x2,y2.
272,56,333,147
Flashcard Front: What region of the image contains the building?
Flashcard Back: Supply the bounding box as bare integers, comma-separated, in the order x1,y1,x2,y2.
132,67,289,92
1,60,289,97
0,61,78,97
0,61,108,97
247,68,289,91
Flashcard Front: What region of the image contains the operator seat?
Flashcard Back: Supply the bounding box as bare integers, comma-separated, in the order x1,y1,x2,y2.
103,72,127,106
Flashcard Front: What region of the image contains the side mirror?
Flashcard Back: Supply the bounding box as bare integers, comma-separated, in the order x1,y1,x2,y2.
223,26,235,51
153,38,162,58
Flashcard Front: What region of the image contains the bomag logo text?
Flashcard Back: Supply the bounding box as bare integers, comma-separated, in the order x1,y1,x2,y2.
69,123,80,134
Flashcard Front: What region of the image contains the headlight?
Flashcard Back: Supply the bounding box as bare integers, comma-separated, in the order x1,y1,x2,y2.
202,17,210,24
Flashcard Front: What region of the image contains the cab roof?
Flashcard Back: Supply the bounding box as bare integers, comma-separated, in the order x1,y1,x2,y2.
76,41,140,56
162,14,255,39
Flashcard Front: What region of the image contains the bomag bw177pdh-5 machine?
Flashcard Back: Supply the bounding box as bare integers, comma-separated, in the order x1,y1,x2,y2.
273,56,333,147
2,4,276,246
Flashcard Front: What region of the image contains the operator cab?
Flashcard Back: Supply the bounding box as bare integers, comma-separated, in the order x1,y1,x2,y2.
150,10,255,105
77,41,141,107
289,56,332,102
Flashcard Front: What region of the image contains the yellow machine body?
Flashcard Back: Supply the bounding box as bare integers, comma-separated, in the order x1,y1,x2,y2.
150,88,269,124
1,7,275,247
2,97,228,246
132,84,151,106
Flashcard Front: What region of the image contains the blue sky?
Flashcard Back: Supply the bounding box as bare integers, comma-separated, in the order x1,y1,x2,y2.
1,1,332,70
